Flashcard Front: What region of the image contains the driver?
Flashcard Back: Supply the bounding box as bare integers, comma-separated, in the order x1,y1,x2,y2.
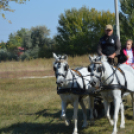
97,24,121,65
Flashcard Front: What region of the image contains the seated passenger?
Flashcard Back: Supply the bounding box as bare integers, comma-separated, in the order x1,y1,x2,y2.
97,24,121,65
123,39,134,68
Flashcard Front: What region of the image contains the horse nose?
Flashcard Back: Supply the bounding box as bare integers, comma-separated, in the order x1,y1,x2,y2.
56,81,63,84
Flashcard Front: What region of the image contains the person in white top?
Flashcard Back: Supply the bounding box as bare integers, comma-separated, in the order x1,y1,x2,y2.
123,39,134,68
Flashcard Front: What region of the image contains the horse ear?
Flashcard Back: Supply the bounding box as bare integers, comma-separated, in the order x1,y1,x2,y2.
53,53,58,60
89,55,94,63
93,54,96,59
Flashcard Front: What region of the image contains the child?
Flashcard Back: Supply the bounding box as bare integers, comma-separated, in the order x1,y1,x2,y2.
123,39,134,68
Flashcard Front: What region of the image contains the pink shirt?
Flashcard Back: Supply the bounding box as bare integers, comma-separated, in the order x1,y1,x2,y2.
123,48,134,63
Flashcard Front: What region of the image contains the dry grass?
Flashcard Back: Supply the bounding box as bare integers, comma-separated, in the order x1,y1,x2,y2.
0,55,90,78
0,55,89,72
0,78,134,134
0,56,134,134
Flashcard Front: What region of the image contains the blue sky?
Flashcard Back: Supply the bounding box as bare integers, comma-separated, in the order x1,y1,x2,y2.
0,0,120,42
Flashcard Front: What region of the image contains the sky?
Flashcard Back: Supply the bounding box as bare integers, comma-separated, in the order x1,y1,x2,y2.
0,0,120,42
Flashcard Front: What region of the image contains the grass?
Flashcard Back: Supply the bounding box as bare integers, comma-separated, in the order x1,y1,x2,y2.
0,56,134,134
0,55,90,78
0,77,134,134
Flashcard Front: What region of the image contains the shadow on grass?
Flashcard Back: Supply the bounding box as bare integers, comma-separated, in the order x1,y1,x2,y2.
0,121,103,134
125,113,133,120
0,122,74,134
24,108,104,121
0,109,105,134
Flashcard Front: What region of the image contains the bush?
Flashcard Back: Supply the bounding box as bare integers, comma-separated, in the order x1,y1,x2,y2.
7,52,18,61
20,46,39,60
0,50,7,61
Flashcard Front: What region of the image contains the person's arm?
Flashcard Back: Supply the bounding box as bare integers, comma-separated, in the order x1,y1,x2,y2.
122,49,129,58
109,37,121,58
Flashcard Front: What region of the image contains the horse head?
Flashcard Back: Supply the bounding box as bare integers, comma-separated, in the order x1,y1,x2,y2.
88,55,107,88
53,53,69,87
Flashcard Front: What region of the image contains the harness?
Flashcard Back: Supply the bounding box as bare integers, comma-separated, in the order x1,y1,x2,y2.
55,66,100,97
91,63,131,95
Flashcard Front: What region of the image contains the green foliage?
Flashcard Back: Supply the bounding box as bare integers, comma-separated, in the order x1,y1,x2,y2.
0,42,7,50
56,7,115,55
20,26,52,60
38,38,56,58
0,0,30,23
4,25,54,60
120,0,134,46
31,26,50,47
0,49,7,61
7,28,30,49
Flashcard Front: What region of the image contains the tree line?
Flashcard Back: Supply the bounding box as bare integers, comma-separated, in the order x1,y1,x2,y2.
0,0,133,61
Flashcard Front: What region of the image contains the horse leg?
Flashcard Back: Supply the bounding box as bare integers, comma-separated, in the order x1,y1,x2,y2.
61,101,70,126
79,99,88,128
120,101,125,128
103,100,114,126
112,97,121,134
72,97,78,134
89,96,94,125
131,93,134,119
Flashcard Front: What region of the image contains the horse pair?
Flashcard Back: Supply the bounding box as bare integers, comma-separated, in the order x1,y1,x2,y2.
53,53,134,134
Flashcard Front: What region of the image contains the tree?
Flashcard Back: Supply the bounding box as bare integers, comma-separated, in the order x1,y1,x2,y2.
0,0,30,23
0,41,7,50
38,38,56,58
31,26,50,47
119,0,134,46
55,7,115,55
7,28,29,48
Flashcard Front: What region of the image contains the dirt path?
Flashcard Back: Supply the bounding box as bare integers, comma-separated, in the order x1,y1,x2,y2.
0,70,54,79
19,76,55,79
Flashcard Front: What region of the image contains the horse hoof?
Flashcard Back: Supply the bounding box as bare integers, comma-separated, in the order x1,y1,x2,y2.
120,124,125,129
72,132,78,134
112,130,118,134
112,132,117,134
65,120,71,126
110,120,114,126
72,131,78,134
82,122,88,128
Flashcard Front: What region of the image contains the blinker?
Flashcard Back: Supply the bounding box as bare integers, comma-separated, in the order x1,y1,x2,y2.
88,64,95,72
64,64,69,71
97,66,102,72
53,66,56,71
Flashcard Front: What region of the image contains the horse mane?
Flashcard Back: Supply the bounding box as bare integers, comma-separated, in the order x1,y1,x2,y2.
100,55,107,63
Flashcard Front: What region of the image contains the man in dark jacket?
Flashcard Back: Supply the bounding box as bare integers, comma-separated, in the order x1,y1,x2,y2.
97,24,121,65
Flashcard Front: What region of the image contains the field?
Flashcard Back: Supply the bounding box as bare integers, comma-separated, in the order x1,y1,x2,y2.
0,55,134,134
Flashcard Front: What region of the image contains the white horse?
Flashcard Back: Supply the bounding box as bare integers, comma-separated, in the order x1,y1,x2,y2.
53,53,95,134
88,55,134,134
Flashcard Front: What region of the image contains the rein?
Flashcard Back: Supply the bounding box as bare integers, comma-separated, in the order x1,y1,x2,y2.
54,65,100,96
55,67,93,84
92,63,128,93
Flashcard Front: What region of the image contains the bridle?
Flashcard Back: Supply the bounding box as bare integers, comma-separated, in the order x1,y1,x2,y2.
53,62,69,79
88,62,103,87
53,61,93,89
88,62,119,88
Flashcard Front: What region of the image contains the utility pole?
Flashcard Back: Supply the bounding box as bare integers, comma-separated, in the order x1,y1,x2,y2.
114,0,120,39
